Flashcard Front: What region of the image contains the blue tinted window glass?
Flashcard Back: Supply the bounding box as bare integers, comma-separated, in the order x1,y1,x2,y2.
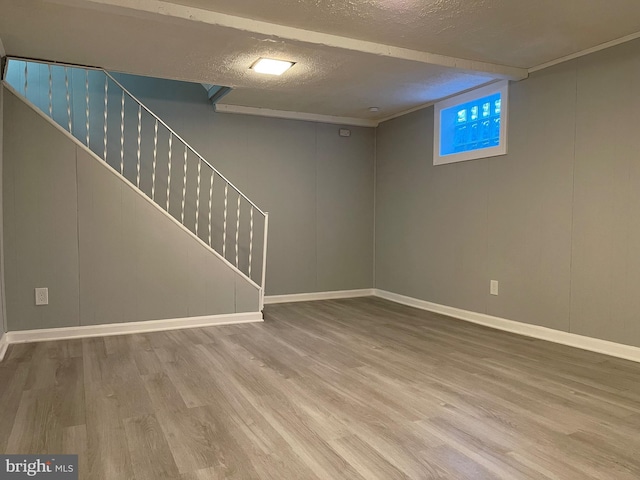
440,92,501,156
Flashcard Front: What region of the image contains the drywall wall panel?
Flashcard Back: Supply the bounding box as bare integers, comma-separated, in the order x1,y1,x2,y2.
243,116,318,295
375,108,489,314
376,38,640,348
486,62,575,331
78,151,242,324
316,123,374,291
235,272,260,313
77,147,132,325
570,41,640,345
375,111,427,297
3,88,80,330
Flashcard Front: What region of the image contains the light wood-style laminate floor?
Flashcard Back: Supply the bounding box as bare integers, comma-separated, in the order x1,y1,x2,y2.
2,297,640,479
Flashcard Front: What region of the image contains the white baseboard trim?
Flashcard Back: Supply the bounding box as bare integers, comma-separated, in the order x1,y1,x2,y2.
6,285,638,364
374,289,640,364
265,289,376,305
0,331,8,362
4,311,263,346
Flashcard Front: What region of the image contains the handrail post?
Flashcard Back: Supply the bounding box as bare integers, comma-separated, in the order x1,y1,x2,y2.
260,212,269,311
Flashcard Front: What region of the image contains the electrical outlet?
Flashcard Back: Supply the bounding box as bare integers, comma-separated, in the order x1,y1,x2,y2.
490,280,499,296
35,287,49,306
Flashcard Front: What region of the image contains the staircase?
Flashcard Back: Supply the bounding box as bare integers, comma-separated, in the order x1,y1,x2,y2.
2,58,269,308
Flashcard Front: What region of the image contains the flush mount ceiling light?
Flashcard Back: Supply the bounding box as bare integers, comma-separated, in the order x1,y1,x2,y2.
250,58,295,76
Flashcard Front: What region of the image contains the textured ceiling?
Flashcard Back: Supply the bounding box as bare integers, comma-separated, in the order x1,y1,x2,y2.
1,0,640,122
169,0,640,68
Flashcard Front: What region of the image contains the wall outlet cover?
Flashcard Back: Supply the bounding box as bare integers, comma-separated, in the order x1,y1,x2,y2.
490,280,499,296
35,287,49,306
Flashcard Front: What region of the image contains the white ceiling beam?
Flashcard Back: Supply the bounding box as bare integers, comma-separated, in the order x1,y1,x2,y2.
215,104,379,128
47,0,528,81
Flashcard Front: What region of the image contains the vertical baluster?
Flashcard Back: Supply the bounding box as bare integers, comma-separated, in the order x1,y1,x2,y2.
48,65,53,118
65,67,72,133
223,184,228,257
24,62,28,98
181,146,188,224
235,195,241,268
103,76,108,161
120,91,125,175
152,119,158,200
195,159,202,235
166,133,173,211
136,105,142,188
208,171,214,247
85,70,90,147
249,207,254,277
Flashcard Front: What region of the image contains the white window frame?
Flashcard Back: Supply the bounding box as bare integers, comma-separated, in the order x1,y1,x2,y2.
433,80,509,166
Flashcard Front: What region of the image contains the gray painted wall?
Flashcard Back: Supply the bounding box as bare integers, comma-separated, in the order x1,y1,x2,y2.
376,38,640,348
112,74,375,295
7,39,638,350
0,77,6,334
2,86,258,331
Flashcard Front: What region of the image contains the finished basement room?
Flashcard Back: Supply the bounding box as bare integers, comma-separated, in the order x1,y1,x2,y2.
2,0,640,479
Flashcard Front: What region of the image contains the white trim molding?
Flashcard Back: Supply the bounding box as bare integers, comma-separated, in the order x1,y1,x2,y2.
4,286,640,364
265,289,376,304
5,312,263,346
374,289,640,364
0,331,8,362
215,104,378,128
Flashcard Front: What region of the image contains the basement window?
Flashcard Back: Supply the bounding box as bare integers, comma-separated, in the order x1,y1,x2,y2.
434,80,509,165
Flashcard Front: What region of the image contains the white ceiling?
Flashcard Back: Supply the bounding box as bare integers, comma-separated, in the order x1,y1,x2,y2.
1,0,640,123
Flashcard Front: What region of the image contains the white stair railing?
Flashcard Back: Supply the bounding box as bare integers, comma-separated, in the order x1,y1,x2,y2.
3,58,269,304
